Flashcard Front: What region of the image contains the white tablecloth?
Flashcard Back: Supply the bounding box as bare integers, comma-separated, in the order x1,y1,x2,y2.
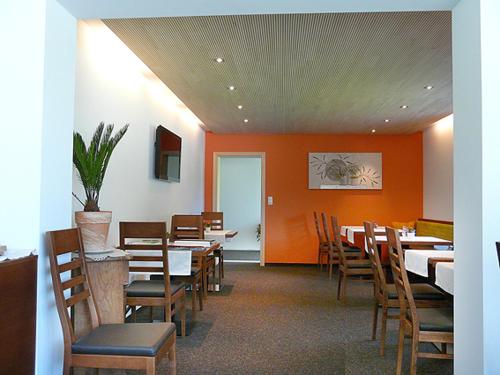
404,250,454,277
204,230,236,245
376,235,451,245
340,226,386,244
435,262,454,295
0,248,36,262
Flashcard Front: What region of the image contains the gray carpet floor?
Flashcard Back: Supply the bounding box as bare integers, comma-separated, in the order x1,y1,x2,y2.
223,250,260,261
137,264,453,374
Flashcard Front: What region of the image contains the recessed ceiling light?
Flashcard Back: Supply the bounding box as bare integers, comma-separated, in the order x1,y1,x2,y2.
425,85,434,90
371,129,376,133
215,57,224,63
228,86,236,91
384,119,391,123
243,119,249,123
400,105,408,109
237,105,243,110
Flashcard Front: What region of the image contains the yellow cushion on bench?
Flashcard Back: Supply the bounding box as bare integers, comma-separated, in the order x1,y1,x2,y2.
391,221,416,230
416,220,453,242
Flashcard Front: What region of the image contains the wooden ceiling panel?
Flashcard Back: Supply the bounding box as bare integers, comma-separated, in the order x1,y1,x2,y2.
104,12,451,134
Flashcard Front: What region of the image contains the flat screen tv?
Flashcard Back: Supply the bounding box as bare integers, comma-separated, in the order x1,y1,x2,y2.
155,125,181,182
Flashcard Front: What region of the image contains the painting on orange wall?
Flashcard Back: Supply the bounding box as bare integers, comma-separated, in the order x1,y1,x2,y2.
308,152,383,190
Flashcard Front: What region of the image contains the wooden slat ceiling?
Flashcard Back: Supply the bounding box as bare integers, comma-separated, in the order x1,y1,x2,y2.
104,12,452,134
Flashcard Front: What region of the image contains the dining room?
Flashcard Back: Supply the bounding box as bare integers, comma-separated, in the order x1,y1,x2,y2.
1,1,500,375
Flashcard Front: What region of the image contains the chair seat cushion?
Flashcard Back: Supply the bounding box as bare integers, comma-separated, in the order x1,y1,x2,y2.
387,283,445,300
72,323,175,357
417,308,453,332
125,280,185,297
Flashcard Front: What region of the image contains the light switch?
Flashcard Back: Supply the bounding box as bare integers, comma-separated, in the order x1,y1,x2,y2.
267,196,273,206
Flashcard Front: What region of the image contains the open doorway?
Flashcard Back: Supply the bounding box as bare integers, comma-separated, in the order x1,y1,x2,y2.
213,152,265,265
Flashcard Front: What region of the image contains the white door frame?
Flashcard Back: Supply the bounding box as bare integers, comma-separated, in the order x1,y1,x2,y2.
212,152,266,266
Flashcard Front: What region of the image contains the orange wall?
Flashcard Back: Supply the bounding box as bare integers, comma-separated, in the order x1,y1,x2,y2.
205,133,423,264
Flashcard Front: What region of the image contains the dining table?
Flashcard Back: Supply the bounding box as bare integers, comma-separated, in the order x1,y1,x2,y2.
404,249,454,295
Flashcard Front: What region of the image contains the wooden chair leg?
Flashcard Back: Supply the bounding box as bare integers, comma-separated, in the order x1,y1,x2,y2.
328,254,333,280
380,305,388,356
150,306,154,322
168,339,177,375
336,270,342,300
371,301,379,340
212,263,216,293
131,306,137,322
146,357,156,375
220,253,224,279
198,279,204,310
341,274,347,300
180,297,186,337
410,334,419,375
396,321,405,375
191,282,197,320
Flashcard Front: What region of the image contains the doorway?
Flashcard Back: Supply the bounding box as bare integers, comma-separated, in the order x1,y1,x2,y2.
213,153,265,265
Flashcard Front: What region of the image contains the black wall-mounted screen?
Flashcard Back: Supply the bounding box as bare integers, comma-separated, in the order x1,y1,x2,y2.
155,125,181,182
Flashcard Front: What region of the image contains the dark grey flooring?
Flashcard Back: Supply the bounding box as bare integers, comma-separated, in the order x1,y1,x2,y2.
223,250,260,261
135,264,453,374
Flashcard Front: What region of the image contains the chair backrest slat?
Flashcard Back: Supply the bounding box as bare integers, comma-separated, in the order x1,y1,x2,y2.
313,212,326,244
65,289,90,308
61,274,86,291
58,258,83,273
320,213,336,258
202,212,224,230
386,227,418,326
363,222,387,298
48,228,100,346
170,215,204,240
330,216,347,264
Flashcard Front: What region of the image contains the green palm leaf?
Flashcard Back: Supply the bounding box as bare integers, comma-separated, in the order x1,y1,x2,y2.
73,122,129,211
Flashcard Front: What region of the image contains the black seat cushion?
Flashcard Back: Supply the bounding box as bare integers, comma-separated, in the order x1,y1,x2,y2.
417,308,453,332
344,246,361,253
72,323,175,357
125,280,185,297
345,260,372,268
387,283,445,301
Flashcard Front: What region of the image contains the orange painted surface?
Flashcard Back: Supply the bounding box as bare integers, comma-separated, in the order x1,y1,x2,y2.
205,133,423,264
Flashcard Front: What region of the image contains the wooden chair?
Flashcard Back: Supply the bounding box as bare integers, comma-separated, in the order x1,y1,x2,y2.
319,213,361,278
364,221,447,356
47,228,176,375
171,214,215,299
119,222,186,337
202,211,225,284
313,212,330,270
330,215,373,300
386,227,453,375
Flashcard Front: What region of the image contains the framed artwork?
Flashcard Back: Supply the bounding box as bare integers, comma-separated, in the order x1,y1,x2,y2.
308,152,382,190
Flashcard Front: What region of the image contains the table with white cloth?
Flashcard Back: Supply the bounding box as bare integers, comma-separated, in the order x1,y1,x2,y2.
404,250,454,277
340,226,386,246
204,229,238,245
375,235,452,248
435,262,454,295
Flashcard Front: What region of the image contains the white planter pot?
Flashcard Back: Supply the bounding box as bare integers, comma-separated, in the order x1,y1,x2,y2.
74,211,112,253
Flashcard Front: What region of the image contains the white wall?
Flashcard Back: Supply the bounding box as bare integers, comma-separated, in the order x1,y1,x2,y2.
73,20,205,245
423,115,453,221
0,1,77,374
453,0,500,373
217,157,262,251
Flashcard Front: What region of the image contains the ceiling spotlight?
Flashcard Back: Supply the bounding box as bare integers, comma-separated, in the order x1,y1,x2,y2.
215,57,224,63
425,85,434,90
371,129,376,133
237,105,243,110
384,119,391,123
228,86,236,91
400,105,408,109
243,119,249,123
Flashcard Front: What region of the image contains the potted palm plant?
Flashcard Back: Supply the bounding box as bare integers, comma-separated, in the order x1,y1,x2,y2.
73,122,129,253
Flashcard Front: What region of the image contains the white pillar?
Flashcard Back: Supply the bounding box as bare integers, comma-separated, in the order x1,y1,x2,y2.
453,0,500,373
0,1,76,374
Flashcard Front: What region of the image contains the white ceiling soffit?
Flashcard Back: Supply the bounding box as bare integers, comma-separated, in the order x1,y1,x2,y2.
104,12,452,134
59,0,459,19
